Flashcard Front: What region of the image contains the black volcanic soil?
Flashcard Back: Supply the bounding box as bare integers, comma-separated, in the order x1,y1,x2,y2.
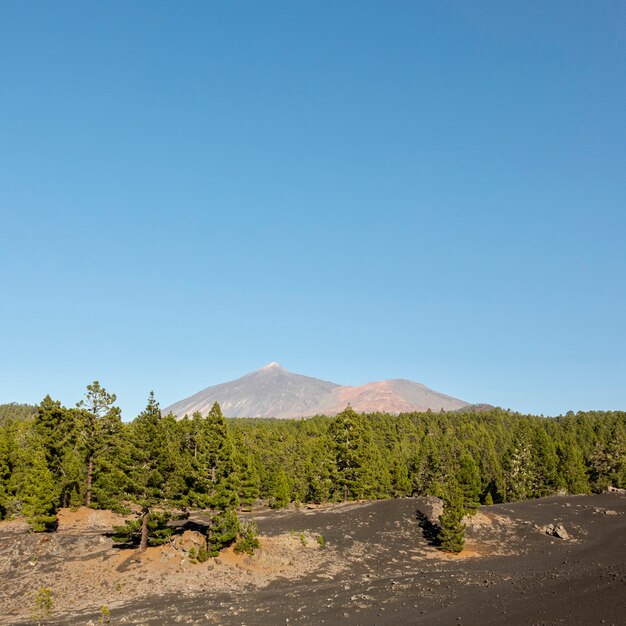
2,492,625,625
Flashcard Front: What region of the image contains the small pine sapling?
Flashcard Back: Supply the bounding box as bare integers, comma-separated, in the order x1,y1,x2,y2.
31,587,53,625
99,604,111,623
207,509,240,556
197,544,209,563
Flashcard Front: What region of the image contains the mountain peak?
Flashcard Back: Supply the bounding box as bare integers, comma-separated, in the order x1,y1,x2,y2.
261,361,282,370
164,365,471,419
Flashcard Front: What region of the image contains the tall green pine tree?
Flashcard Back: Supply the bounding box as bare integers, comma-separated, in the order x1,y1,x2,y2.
457,454,481,515
438,480,466,553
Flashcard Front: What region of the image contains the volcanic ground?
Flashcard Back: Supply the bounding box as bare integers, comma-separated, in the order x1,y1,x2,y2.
1,492,625,625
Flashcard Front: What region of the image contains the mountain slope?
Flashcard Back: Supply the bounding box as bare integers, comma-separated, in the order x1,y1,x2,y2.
164,363,340,419
164,363,470,419
327,379,469,415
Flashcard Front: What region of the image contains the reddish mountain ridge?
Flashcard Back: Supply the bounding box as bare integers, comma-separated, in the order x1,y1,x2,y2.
164,363,469,419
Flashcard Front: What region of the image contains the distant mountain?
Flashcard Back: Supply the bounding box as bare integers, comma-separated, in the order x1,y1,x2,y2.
164,363,470,419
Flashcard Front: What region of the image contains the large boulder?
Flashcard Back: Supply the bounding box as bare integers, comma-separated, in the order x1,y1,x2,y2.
415,496,444,526
539,523,570,540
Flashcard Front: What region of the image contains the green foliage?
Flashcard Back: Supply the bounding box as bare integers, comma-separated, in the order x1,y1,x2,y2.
270,469,291,508
234,519,260,555
458,454,481,515
207,508,240,556
34,397,84,509
328,406,385,501
99,604,111,623
76,381,122,508
438,481,466,553
238,453,261,506
197,543,209,562
1,383,624,530
188,543,209,563
304,437,337,503
7,435,57,531
125,392,172,506
0,403,37,425
390,457,412,497
316,534,325,548
31,587,53,624
483,491,494,506
557,436,590,495
112,512,173,548
184,403,241,511
589,423,626,491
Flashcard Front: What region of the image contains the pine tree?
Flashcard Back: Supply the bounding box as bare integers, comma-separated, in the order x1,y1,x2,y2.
112,511,173,548
238,453,260,507
457,454,481,515
476,432,505,502
589,422,626,491
556,436,589,494
305,437,337,504
31,587,53,625
0,477,6,520
124,392,172,550
199,403,240,511
76,382,121,508
530,426,560,496
207,508,240,556
8,437,58,531
503,424,534,501
412,432,455,497
0,422,12,519
390,457,412,497
271,468,291,509
177,413,204,506
34,397,84,508
328,406,380,501
438,481,466,553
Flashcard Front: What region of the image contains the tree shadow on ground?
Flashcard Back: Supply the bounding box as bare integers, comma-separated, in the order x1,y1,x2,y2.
415,510,441,547
106,512,211,550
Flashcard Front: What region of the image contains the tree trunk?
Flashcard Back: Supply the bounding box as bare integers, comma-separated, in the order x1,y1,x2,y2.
139,508,149,552
85,456,93,508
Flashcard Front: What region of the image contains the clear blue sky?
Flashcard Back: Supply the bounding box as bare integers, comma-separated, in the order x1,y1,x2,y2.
1,1,625,418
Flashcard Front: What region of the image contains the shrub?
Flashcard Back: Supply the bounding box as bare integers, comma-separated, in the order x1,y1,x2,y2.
197,544,209,562
234,520,260,555
99,604,110,623
31,587,53,625
207,509,240,556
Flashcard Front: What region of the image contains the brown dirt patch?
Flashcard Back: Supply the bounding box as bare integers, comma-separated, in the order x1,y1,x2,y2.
56,506,129,530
